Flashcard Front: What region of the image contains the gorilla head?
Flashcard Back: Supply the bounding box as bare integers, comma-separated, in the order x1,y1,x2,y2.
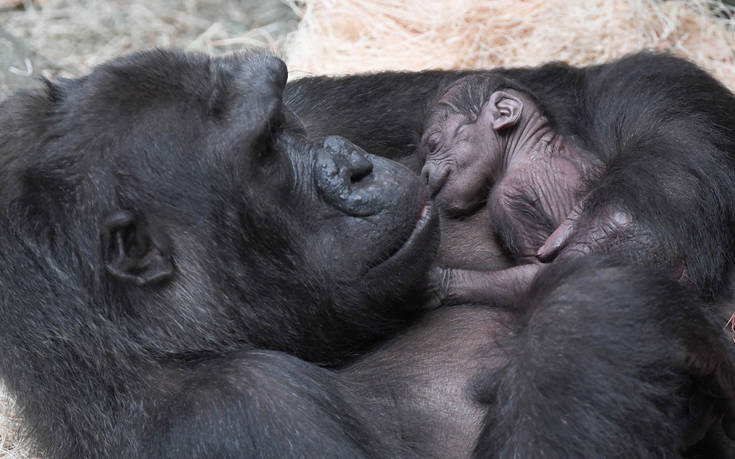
0,50,437,367
0,49,442,457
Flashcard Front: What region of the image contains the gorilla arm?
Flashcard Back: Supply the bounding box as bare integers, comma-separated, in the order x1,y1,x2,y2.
428,264,540,308
143,351,407,458
475,257,735,458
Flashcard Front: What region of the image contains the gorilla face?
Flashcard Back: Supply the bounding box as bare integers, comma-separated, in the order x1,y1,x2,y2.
0,51,438,363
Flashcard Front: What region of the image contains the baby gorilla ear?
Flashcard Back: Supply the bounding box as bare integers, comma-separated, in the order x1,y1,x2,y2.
488,90,523,131
102,210,174,286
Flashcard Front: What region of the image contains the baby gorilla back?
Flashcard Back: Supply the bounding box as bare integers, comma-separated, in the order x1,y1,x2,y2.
524,53,735,296
489,137,597,260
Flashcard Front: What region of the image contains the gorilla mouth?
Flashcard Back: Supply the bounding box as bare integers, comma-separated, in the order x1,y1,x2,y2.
368,191,436,272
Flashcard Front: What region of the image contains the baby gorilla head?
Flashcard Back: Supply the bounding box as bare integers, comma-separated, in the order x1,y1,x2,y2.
420,74,533,215
421,74,596,260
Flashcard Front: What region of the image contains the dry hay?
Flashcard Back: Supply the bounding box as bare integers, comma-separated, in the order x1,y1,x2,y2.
0,392,27,459
0,0,299,97
2,0,299,71
2,0,735,457
283,0,735,91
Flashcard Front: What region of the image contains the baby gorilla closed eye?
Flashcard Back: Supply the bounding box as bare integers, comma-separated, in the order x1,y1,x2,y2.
422,58,735,302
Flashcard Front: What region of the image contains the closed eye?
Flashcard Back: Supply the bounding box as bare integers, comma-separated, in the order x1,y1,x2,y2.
425,132,442,153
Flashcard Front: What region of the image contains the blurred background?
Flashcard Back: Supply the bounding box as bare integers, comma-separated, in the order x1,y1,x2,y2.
0,0,300,97
1,0,735,457
3,0,735,100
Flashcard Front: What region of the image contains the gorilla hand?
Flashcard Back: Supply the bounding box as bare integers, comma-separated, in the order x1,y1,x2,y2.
427,264,541,308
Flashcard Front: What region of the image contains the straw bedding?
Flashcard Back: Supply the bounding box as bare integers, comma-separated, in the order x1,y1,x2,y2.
284,0,735,89
1,1,735,457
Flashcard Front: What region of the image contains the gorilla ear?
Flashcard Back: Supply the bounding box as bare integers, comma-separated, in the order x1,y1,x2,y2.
488,90,523,131
102,210,174,286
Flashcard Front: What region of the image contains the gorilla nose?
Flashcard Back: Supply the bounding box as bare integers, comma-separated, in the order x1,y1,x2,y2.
315,136,382,216
324,136,373,183
421,162,449,198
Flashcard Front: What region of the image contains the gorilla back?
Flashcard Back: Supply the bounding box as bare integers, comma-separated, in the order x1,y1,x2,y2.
0,51,438,456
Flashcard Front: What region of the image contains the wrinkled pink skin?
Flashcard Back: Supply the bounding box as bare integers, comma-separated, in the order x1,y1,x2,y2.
425,263,542,309
423,88,602,256
421,86,631,306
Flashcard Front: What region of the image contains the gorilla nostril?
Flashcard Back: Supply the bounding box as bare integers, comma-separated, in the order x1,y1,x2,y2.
322,135,374,184
316,136,384,216
349,155,373,184
421,166,431,186
422,163,449,197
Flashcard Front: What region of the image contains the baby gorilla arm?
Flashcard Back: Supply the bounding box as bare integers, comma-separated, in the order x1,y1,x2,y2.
536,187,689,286
428,264,541,308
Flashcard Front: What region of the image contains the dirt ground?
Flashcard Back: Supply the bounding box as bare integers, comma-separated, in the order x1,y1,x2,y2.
0,0,299,99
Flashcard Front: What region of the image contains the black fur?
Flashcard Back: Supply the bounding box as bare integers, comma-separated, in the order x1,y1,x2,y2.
475,256,735,458
0,50,439,457
0,50,733,458
287,52,735,456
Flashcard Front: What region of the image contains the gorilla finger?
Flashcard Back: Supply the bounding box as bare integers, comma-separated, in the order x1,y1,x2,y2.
536,217,576,261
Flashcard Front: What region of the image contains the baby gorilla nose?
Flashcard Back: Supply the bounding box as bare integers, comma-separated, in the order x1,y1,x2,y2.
315,135,380,216
421,162,450,198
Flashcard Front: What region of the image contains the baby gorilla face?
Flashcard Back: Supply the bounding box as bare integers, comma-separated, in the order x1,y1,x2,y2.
421,108,500,215
420,75,525,216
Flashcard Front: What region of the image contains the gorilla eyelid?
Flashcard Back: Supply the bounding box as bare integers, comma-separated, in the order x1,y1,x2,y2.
251,109,285,161
453,122,471,140
426,132,442,153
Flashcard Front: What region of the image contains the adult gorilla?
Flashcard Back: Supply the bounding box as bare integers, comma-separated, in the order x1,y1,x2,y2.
0,51,439,457
0,50,733,458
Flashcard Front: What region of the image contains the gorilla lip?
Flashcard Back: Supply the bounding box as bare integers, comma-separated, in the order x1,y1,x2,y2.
418,190,431,219
369,189,435,272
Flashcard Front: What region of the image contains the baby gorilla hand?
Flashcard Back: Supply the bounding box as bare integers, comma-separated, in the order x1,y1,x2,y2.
534,199,693,284
536,199,634,262
427,264,542,308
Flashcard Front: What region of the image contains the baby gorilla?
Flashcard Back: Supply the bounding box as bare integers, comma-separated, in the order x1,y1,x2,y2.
422,74,601,258
421,74,595,304
421,69,735,303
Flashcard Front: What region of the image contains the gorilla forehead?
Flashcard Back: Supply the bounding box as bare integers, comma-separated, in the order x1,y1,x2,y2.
74,51,287,120
8,52,294,220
